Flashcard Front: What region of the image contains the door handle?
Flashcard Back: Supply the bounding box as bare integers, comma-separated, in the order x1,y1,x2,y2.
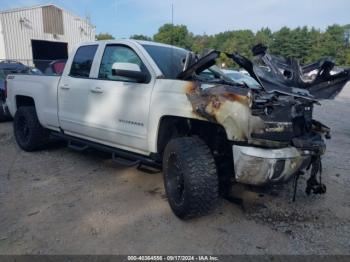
90,87,103,93
60,84,70,90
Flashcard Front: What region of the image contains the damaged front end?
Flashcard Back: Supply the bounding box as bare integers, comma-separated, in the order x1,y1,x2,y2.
179,45,350,194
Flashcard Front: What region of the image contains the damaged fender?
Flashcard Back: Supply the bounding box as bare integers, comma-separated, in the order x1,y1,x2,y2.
184,82,264,142
179,45,349,187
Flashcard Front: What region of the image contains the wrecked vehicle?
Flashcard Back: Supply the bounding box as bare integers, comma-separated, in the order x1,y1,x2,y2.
5,40,350,219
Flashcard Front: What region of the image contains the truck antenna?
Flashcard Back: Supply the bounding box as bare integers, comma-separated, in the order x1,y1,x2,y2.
171,3,174,32
170,2,174,45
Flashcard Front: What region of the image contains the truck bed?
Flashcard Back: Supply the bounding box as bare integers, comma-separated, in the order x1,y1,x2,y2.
6,74,61,130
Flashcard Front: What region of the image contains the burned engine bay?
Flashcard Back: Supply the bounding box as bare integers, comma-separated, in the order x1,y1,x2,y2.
178,44,350,197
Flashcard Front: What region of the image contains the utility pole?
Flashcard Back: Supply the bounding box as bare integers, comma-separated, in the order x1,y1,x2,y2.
171,3,174,45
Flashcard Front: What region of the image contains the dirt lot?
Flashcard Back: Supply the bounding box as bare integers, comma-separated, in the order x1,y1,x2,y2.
0,86,349,255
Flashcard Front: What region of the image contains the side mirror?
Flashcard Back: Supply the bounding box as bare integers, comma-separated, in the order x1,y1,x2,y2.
111,62,147,83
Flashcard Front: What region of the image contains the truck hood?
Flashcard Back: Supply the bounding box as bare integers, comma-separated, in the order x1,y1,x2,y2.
178,45,350,100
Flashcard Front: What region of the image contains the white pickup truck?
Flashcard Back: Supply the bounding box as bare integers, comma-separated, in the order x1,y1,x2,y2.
5,40,350,219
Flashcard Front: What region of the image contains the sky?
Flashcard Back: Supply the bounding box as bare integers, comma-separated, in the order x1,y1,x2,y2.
0,0,349,38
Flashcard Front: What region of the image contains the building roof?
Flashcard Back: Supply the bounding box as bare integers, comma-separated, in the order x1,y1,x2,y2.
0,3,94,28
0,4,61,14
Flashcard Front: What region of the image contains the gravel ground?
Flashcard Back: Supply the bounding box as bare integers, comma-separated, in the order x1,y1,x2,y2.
0,85,349,255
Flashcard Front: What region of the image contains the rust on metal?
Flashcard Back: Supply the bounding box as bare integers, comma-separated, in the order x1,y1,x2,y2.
222,93,249,105
183,81,197,94
183,81,263,141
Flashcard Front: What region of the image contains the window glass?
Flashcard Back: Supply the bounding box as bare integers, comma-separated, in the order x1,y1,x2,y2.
70,45,98,77
142,44,188,79
98,45,145,82
0,70,5,81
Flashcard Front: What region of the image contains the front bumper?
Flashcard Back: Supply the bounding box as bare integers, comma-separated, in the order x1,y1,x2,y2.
233,145,310,186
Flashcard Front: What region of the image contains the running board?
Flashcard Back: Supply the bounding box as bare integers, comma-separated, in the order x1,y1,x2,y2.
68,140,89,151
51,131,161,169
137,164,161,174
112,152,141,167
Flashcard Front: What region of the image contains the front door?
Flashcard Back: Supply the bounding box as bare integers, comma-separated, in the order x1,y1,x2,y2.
58,43,154,154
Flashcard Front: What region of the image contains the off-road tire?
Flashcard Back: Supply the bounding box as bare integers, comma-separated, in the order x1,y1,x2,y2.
13,106,50,151
163,137,219,219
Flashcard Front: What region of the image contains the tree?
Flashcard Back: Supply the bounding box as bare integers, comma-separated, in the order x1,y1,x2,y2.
255,28,273,47
153,24,193,49
323,25,347,64
210,30,255,67
137,22,350,67
191,34,215,54
130,34,152,41
96,33,115,40
305,27,323,63
270,27,294,57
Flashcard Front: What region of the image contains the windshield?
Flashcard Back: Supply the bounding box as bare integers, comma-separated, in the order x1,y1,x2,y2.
224,70,261,89
202,66,237,83
142,44,188,79
225,71,243,80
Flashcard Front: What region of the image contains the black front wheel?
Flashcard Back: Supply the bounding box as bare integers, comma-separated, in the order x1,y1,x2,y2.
163,137,219,219
14,106,50,151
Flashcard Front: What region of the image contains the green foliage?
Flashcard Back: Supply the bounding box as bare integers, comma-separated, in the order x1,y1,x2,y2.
191,24,350,67
127,23,350,67
96,33,115,40
130,34,152,41
153,24,193,49
255,28,273,46
191,34,215,55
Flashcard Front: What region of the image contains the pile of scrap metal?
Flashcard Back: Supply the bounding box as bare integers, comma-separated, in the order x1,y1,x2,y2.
178,44,350,199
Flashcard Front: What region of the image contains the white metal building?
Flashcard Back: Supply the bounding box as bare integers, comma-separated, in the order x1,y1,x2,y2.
0,4,95,62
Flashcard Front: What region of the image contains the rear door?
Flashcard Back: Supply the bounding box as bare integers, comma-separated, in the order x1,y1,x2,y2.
58,44,99,137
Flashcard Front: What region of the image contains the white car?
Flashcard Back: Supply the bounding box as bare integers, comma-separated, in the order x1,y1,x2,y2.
5,40,348,219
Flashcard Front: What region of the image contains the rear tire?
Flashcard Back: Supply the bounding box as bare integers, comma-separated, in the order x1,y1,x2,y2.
13,106,50,151
163,137,219,219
